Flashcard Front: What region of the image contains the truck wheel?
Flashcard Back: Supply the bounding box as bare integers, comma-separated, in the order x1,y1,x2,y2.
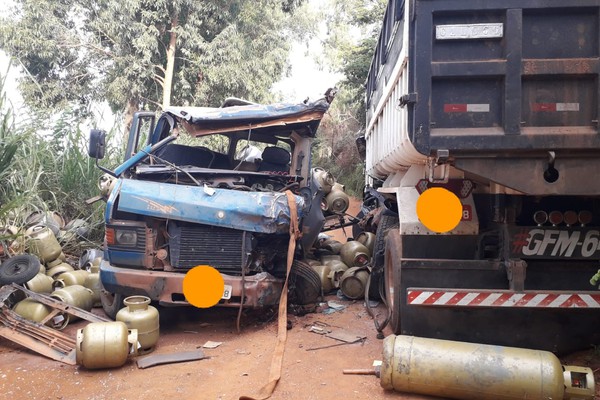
370,214,399,299
384,229,403,334
100,284,125,320
0,254,41,285
288,260,321,305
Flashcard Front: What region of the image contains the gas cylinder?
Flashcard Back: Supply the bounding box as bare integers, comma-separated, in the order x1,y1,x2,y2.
46,258,63,268
380,335,596,400
24,273,54,293
320,254,342,264
26,225,62,263
323,260,348,288
339,267,369,299
116,296,159,354
98,173,117,198
76,321,138,369
340,241,370,268
78,248,103,270
307,259,321,267
312,167,335,194
38,264,46,274
311,264,334,293
356,232,376,254
53,270,90,288
51,285,94,315
83,273,102,307
13,299,68,329
324,189,350,214
322,239,343,255
46,262,74,278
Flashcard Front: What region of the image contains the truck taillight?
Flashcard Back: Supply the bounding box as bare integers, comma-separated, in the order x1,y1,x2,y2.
533,211,548,226
578,210,593,226
563,211,578,226
548,211,563,226
105,228,115,245
415,179,474,198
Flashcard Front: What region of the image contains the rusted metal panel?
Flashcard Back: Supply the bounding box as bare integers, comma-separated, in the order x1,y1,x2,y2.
100,262,283,308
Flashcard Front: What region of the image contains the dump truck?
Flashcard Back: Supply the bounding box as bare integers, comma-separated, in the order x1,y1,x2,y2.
88,95,335,319
361,0,600,353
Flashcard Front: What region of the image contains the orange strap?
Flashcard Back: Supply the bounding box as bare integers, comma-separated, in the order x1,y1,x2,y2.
239,191,299,400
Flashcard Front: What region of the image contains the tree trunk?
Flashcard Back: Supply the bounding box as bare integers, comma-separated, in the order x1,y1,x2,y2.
162,13,179,109
123,97,139,151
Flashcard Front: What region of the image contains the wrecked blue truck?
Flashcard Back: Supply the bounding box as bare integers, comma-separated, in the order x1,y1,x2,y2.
88,94,334,318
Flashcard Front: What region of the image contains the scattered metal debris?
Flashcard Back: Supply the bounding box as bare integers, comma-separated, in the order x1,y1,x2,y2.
201,340,222,349
0,283,109,365
136,349,206,369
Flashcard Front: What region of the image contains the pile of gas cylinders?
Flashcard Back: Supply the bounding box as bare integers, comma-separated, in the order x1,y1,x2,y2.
308,232,375,300
0,211,160,369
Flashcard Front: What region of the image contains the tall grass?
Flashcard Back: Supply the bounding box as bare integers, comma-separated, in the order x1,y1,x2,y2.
0,68,123,254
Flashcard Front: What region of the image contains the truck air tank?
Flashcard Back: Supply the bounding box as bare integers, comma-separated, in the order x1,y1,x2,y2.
380,335,595,400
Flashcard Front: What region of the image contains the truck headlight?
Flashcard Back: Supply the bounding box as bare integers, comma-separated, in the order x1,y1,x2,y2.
115,229,138,246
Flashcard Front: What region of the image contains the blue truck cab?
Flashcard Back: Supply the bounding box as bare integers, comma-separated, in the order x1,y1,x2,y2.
88,94,333,318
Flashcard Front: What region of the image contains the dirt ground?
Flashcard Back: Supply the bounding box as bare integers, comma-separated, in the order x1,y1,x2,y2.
0,198,598,400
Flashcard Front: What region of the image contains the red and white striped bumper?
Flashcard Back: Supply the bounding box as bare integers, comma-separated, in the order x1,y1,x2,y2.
407,289,600,308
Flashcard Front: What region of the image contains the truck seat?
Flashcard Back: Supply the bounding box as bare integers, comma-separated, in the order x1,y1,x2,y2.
154,144,214,168
257,147,290,173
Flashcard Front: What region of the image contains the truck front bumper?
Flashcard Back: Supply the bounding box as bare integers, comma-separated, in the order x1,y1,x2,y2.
100,261,283,308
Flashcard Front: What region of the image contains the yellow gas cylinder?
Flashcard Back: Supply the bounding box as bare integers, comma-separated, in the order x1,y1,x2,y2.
13,299,68,329
322,239,343,255
356,232,376,254
26,225,62,263
83,273,102,307
312,167,335,194
323,260,349,288
53,270,90,288
340,241,370,268
380,335,596,400
116,296,159,354
51,285,94,316
46,258,63,269
76,321,138,369
324,188,350,214
320,254,342,264
311,264,334,293
24,273,54,294
46,262,74,279
339,267,369,299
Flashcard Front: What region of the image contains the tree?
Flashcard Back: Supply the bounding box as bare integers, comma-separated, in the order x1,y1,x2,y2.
0,0,308,131
311,0,386,196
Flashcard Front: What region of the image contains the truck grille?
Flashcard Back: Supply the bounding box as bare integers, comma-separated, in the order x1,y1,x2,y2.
168,222,248,275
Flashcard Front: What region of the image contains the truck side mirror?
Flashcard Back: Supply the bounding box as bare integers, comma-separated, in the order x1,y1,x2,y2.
355,135,366,160
88,129,106,159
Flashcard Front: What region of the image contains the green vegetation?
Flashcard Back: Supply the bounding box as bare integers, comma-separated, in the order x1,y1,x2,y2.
312,0,385,197
0,0,384,251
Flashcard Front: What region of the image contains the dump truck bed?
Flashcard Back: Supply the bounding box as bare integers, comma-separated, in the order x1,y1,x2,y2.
366,0,600,194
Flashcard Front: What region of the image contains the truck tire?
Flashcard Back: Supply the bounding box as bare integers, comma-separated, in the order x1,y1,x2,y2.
288,260,321,305
0,254,41,285
383,229,403,334
100,283,125,320
369,213,399,299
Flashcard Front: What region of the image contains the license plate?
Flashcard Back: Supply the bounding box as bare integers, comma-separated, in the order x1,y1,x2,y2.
222,285,232,300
